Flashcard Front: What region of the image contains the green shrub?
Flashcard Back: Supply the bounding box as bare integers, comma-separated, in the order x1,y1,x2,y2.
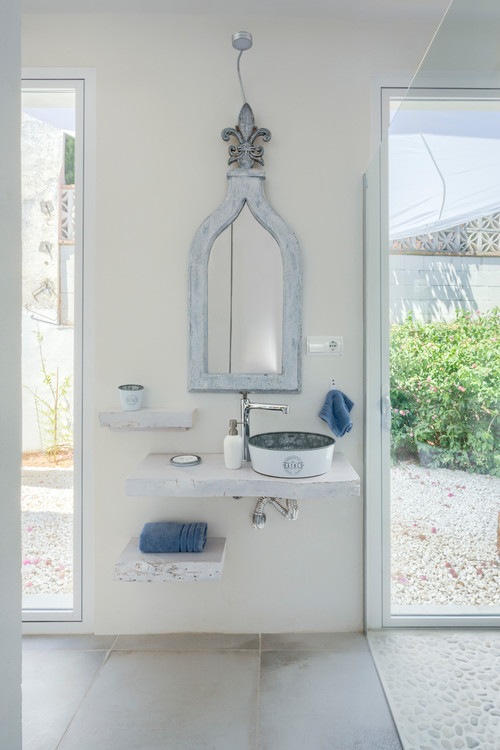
390,308,500,476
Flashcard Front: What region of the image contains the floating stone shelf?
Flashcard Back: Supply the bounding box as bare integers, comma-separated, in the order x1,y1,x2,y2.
114,537,226,582
126,452,360,500
98,408,196,431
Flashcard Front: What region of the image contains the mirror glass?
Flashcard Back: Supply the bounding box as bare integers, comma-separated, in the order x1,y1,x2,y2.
207,204,283,374
188,169,301,392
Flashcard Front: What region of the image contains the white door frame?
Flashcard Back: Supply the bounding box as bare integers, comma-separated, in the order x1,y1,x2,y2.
21,69,95,634
365,79,500,629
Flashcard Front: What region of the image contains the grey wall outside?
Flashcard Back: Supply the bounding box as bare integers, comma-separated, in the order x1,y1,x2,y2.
21,113,74,452
22,113,63,313
390,254,500,323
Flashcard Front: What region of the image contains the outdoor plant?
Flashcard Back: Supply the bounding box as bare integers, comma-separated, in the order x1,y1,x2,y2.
390,307,500,476
25,331,73,462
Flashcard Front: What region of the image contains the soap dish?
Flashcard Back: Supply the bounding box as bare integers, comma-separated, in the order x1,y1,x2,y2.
170,454,201,466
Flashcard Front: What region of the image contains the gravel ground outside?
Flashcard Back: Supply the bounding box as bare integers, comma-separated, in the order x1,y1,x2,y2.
391,462,500,608
20,462,500,609
21,467,73,596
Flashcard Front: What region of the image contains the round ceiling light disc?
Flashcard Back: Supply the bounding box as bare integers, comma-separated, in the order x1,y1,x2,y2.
232,31,253,51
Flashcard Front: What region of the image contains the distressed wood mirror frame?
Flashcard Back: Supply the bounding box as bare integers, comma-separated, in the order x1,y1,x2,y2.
188,159,302,392
188,103,302,393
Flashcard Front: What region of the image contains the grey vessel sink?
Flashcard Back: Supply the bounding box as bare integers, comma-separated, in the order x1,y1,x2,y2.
248,431,335,478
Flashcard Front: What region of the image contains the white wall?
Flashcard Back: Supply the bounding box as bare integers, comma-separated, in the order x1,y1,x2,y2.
23,12,437,634
0,2,22,747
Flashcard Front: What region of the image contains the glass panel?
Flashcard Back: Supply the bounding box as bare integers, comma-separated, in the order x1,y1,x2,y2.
207,203,283,374
364,0,500,628
388,92,500,617
21,88,76,614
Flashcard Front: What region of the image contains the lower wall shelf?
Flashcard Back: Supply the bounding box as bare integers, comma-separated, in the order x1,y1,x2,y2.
114,537,226,582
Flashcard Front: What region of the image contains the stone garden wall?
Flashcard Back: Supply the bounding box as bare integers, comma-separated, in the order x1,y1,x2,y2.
390,254,500,323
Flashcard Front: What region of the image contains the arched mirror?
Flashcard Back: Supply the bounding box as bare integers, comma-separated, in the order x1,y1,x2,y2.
207,202,283,375
188,165,302,392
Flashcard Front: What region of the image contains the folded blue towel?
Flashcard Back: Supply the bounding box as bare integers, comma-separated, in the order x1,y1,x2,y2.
318,390,354,437
139,522,207,553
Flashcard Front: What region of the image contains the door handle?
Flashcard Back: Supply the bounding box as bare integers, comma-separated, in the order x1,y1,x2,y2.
381,393,392,431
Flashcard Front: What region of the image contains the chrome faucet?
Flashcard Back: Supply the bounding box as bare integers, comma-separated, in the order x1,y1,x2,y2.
240,391,289,462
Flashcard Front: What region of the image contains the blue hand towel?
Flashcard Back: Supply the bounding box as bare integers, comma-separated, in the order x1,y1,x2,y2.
139,522,207,553
318,390,354,437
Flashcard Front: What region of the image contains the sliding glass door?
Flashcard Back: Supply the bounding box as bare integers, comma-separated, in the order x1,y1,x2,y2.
388,93,500,620
365,87,500,628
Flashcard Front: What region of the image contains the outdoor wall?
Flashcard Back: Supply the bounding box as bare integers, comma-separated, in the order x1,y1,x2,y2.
21,114,74,452
22,12,438,634
390,254,500,323
0,2,22,747
21,113,63,314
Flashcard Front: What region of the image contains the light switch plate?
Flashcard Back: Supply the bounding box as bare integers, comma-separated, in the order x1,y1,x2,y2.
306,336,343,356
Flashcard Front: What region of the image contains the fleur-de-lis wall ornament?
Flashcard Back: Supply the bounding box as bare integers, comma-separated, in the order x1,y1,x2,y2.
221,103,271,170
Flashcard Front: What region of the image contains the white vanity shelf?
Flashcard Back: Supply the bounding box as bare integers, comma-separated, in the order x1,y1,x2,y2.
117,452,359,583
98,407,196,431
126,452,360,500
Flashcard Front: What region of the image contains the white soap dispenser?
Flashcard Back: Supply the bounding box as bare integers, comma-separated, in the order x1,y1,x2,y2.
224,419,243,470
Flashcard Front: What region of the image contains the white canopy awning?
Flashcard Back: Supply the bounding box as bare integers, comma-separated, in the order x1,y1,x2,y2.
389,104,500,240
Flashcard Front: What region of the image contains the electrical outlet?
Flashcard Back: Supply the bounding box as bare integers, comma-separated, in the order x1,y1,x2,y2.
329,337,343,355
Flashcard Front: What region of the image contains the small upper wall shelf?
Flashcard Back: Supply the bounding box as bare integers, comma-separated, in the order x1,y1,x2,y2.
98,408,196,431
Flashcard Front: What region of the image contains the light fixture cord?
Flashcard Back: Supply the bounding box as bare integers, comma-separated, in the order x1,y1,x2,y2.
236,50,247,104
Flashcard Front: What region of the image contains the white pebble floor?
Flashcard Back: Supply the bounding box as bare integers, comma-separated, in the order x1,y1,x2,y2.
21,467,73,596
391,464,500,609
368,630,500,750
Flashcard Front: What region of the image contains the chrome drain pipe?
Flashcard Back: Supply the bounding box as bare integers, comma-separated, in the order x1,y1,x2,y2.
252,497,298,529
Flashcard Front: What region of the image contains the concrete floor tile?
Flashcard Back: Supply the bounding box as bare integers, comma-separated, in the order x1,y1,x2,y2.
114,633,259,651
258,649,402,750
22,650,107,750
58,650,259,750
261,632,368,652
22,634,116,651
